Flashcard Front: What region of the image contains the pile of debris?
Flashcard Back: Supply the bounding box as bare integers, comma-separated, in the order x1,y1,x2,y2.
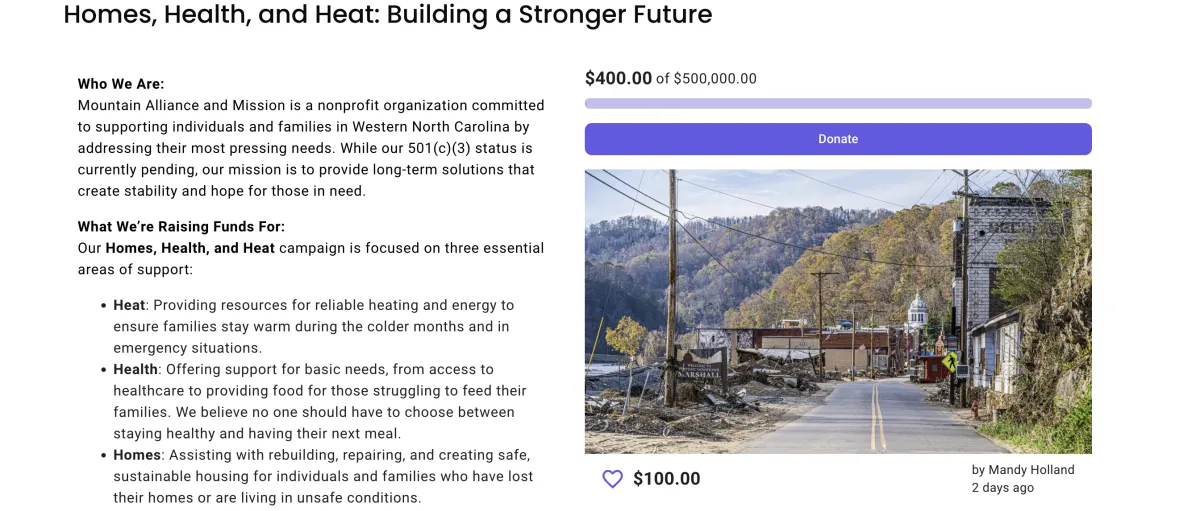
925,379,951,402
584,355,827,440
585,395,616,415
584,407,735,438
731,356,821,393
584,383,762,438
688,384,762,413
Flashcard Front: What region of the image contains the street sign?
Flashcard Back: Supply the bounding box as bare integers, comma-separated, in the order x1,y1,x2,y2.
955,364,969,379
942,351,958,372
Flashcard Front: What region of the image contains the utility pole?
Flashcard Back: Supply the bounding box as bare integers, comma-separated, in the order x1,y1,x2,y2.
885,308,894,376
851,302,857,380
665,169,678,407
888,327,894,376
952,170,977,408
811,271,837,381
850,300,877,379
869,307,877,379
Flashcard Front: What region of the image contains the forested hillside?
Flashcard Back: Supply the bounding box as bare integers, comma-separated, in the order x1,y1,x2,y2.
585,206,890,353
724,201,960,336
585,259,666,340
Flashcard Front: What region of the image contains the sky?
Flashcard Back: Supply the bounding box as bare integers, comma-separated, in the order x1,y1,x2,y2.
584,170,982,226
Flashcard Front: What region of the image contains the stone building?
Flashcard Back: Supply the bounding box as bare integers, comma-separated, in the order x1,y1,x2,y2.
951,196,1051,334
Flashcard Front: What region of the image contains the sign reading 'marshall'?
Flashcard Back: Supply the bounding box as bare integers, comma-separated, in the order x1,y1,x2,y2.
674,347,727,380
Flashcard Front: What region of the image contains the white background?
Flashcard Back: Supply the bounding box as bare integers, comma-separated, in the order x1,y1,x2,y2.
1,0,1195,509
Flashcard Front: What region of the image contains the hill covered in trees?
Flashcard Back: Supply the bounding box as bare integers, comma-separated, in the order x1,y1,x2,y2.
724,201,959,337
584,206,890,353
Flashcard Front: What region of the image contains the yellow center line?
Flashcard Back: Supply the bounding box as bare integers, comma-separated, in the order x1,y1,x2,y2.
870,383,877,451
876,383,887,451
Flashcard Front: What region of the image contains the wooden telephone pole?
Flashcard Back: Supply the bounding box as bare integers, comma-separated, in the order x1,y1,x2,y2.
848,299,872,379
851,302,857,379
665,169,678,407
952,170,978,408
810,271,837,380
869,306,877,379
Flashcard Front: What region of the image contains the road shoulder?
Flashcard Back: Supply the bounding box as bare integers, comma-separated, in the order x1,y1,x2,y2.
909,380,1014,454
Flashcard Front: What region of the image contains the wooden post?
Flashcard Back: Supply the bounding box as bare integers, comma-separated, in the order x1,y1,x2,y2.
720,348,728,394
665,169,678,407
811,271,837,381
851,302,856,379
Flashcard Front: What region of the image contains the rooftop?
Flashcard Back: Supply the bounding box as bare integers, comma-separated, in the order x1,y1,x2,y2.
968,309,1020,337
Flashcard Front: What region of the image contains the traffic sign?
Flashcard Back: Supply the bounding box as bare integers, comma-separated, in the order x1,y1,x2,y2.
942,351,958,372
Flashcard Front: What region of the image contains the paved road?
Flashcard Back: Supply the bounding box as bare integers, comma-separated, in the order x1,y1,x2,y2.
742,379,1007,454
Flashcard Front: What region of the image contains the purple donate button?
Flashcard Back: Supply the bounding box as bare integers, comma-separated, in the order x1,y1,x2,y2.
584,123,1091,155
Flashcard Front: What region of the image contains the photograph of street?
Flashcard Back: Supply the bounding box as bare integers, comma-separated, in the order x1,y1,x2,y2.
584,170,1092,454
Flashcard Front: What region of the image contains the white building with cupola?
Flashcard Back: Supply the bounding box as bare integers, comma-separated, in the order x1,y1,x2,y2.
906,293,928,331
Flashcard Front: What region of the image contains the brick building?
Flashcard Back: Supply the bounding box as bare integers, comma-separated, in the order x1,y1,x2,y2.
820,330,893,372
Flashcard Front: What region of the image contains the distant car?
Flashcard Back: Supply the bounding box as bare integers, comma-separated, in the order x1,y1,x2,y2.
839,320,853,329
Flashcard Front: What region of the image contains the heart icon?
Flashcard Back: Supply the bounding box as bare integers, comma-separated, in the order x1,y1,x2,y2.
603,470,623,488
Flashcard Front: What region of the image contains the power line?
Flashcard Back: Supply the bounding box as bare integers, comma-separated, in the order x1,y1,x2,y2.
967,170,991,194
786,170,906,209
968,170,1007,195
683,212,953,268
594,170,958,269
586,170,650,371
603,170,672,211
675,219,775,304
587,171,669,218
1002,170,1031,193
1002,169,1062,195
677,177,784,211
589,171,776,305
594,170,649,311
913,170,945,205
979,171,1004,192
929,172,955,204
